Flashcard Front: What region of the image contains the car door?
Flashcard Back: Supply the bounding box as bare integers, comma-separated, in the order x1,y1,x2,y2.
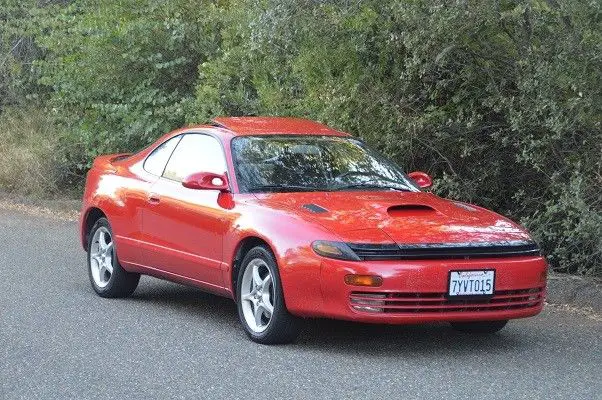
141,133,229,289
118,134,182,267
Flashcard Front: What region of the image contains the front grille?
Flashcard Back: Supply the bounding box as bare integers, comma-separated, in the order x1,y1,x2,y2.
349,287,544,314
347,241,541,261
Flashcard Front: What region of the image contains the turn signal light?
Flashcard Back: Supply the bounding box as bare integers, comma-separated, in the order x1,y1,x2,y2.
344,274,383,287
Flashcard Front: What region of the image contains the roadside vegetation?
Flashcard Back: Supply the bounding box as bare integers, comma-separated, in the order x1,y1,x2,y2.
0,108,61,196
0,0,600,275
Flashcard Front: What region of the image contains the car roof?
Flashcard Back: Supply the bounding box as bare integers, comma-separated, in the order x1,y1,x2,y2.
211,117,349,136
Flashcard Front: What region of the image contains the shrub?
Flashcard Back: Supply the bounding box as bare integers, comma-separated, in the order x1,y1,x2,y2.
0,0,43,111
34,0,223,176
193,0,602,275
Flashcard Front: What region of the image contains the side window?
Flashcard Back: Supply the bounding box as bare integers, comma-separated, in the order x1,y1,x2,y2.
162,134,227,182
143,136,181,176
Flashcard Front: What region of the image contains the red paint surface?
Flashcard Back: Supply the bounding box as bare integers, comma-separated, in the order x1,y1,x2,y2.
80,117,547,323
213,116,349,136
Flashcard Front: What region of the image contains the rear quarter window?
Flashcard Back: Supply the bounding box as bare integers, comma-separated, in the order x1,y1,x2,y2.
143,136,181,176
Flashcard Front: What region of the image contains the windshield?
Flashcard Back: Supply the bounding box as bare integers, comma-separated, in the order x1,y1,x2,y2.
231,135,419,193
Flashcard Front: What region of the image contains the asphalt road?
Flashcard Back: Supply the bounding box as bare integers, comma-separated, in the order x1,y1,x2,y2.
1,208,601,400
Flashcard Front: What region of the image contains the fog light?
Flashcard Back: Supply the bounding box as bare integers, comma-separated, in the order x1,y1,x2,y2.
353,305,384,313
344,274,383,287
351,293,386,313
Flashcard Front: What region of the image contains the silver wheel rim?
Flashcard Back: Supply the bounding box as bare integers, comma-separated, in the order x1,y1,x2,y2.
90,227,114,288
240,258,274,333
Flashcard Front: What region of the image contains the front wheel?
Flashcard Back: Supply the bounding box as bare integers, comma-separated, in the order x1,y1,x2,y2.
236,246,301,344
450,320,508,334
88,217,140,298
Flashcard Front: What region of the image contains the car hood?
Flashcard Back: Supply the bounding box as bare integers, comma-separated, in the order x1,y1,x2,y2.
253,191,531,244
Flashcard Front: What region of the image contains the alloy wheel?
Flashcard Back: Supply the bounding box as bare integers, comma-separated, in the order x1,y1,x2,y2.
89,227,114,288
240,258,274,333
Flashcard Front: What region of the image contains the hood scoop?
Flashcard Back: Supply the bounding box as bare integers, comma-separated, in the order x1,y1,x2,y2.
387,204,436,217
302,203,328,214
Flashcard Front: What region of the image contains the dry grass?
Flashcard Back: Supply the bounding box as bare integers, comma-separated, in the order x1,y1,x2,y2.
0,198,78,221
0,107,62,197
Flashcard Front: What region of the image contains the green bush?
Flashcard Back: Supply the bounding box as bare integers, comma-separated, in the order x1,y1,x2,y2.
1,0,600,275
33,0,224,175
0,0,43,110
193,0,601,274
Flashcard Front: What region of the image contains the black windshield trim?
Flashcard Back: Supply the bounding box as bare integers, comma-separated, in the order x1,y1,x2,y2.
231,135,419,194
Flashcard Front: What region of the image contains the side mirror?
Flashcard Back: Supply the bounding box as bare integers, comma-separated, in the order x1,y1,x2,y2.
182,172,229,192
408,171,433,189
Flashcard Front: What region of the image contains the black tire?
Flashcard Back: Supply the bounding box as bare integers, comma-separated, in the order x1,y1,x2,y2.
236,246,301,344
450,320,508,334
87,217,140,298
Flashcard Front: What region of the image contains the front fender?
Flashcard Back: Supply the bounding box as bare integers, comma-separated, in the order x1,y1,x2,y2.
224,206,339,317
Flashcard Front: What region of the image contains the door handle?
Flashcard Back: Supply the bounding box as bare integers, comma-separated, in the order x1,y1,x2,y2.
148,194,161,205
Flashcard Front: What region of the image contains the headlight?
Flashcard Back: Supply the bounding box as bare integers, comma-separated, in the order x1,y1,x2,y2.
311,240,360,261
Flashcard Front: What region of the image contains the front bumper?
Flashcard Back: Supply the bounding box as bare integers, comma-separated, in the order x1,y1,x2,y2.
316,256,547,324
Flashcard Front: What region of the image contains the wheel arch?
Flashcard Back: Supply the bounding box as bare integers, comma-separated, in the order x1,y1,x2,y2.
81,206,107,249
230,236,275,299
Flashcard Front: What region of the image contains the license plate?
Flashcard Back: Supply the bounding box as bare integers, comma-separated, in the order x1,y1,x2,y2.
448,270,495,297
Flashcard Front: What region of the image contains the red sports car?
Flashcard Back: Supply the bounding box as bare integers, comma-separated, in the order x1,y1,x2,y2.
80,117,547,344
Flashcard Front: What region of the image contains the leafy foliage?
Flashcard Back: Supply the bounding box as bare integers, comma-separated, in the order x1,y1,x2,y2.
0,0,44,110
34,0,223,173
2,0,601,274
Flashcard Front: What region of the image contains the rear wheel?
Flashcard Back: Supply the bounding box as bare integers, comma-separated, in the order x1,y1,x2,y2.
450,320,508,334
236,246,301,344
88,217,140,298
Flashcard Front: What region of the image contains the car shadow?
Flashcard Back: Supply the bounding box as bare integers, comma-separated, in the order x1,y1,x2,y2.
131,278,235,309
124,277,535,355
127,277,239,323
296,318,531,356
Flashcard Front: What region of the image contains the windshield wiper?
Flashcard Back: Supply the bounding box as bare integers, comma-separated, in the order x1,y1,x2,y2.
247,184,324,193
333,182,412,192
